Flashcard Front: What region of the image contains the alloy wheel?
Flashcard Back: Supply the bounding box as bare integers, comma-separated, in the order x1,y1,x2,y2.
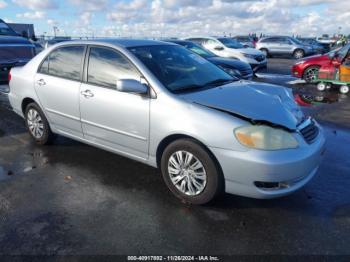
294,50,304,59
27,109,45,139
304,67,319,83
168,151,207,196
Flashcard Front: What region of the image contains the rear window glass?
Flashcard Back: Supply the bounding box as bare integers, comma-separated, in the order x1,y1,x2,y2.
38,46,85,81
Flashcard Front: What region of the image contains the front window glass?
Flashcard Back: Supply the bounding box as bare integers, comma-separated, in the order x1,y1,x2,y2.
129,45,235,93
218,38,244,49
335,44,350,60
87,47,140,89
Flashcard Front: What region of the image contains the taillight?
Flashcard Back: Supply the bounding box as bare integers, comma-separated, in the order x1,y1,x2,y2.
8,71,11,82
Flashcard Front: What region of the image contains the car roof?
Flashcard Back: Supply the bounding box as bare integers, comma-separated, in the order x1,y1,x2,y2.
185,36,218,40
54,38,174,48
164,39,193,45
261,36,291,39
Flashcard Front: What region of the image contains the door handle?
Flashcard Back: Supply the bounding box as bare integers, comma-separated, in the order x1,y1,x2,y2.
81,90,94,98
37,79,46,86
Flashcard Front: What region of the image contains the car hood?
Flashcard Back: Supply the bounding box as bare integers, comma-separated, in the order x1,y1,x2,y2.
0,35,33,45
302,54,329,62
181,81,304,130
208,57,252,71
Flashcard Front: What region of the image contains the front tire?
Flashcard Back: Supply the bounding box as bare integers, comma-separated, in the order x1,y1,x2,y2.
25,102,55,145
161,139,224,205
303,66,320,83
293,49,305,59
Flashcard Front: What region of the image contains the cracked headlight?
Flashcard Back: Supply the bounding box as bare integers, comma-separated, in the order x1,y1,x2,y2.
234,125,299,150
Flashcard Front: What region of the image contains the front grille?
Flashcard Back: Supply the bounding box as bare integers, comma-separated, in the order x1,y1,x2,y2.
299,120,319,144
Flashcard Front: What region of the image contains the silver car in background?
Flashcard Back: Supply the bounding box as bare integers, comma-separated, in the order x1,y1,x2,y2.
8,39,325,204
256,36,314,59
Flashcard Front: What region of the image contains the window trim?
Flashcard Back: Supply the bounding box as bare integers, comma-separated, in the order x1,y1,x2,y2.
37,44,87,82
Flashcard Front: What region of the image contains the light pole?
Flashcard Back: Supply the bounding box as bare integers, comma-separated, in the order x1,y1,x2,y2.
53,26,59,38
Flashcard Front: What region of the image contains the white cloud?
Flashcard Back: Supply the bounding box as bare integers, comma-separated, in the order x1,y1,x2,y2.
69,0,108,11
16,11,46,19
12,0,58,10
79,12,93,26
0,0,7,8
47,19,58,26
11,0,350,38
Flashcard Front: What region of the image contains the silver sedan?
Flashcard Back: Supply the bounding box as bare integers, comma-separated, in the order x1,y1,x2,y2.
8,39,326,204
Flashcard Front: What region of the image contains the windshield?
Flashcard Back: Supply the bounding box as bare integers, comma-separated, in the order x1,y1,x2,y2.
129,45,235,93
180,42,216,59
290,38,304,45
218,38,244,49
0,22,18,36
333,44,350,60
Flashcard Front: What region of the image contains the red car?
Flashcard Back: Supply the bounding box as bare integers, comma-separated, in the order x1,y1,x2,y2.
292,44,349,83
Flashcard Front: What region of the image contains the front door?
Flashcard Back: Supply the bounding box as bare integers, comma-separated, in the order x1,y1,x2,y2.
34,45,85,138
79,46,150,160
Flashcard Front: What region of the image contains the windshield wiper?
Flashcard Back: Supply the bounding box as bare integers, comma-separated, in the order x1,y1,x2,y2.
173,79,235,94
172,84,204,94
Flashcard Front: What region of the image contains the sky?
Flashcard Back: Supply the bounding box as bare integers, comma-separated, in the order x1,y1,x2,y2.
0,0,349,38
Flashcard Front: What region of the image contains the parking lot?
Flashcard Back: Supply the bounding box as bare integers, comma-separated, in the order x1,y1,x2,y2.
0,58,349,257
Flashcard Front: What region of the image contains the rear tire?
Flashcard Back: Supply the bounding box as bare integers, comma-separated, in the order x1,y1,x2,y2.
25,102,55,145
161,139,224,205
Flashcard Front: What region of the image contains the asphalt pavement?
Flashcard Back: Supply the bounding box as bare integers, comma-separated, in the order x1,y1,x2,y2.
0,58,349,258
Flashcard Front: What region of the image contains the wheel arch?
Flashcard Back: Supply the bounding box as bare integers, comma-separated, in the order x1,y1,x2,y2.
303,64,321,73
21,97,38,114
302,65,321,80
156,134,224,183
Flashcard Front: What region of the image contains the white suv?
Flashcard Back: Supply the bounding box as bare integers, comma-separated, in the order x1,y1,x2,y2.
185,36,267,72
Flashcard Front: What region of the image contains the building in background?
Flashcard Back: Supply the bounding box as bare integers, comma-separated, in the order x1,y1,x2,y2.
8,23,35,40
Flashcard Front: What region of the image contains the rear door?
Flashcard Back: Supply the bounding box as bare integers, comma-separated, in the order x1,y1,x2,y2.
266,38,282,54
34,45,85,138
79,46,150,160
278,38,294,54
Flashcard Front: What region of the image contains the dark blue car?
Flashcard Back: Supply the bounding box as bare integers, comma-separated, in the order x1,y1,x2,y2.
0,19,36,84
166,40,254,80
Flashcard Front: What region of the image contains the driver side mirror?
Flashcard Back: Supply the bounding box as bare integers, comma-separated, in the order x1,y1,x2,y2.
214,46,224,51
116,79,148,94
